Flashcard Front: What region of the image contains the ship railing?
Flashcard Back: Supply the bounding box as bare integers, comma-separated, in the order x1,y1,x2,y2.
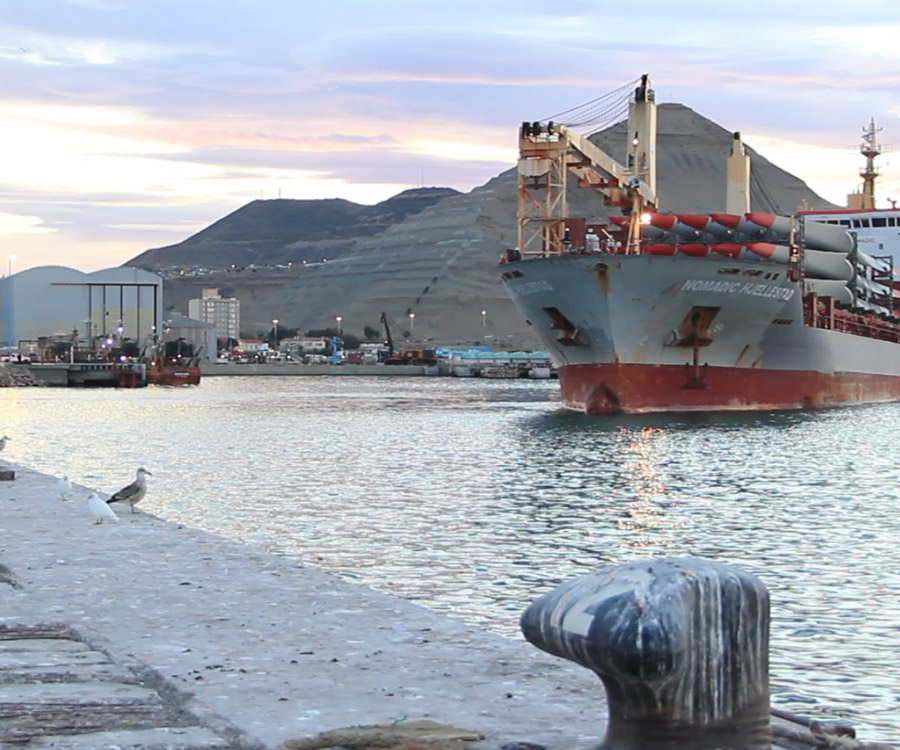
815,308,900,343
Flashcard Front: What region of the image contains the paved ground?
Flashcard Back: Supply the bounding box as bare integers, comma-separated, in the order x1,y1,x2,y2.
0,463,606,750
0,622,253,748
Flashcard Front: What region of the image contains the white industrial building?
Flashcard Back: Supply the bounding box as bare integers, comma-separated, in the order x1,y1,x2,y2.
163,313,217,363
187,288,240,340
0,265,163,351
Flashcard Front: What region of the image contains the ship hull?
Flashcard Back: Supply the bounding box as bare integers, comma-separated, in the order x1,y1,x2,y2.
501,253,900,413
560,362,900,413
148,365,201,386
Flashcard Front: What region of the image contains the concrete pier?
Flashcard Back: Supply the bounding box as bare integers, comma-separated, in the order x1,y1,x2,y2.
0,466,890,750
0,465,605,750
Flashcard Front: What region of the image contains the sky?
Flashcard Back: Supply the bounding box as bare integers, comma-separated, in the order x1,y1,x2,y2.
2,0,900,273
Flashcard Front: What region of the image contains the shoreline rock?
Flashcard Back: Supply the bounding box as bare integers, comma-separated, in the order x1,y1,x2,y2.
0,364,44,387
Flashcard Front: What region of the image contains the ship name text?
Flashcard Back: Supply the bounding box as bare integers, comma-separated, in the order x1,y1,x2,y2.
511,280,554,296
680,279,795,301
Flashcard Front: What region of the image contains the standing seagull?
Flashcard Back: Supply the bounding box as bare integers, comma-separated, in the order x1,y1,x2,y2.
0,436,10,452
108,467,152,513
88,493,118,524
56,475,73,501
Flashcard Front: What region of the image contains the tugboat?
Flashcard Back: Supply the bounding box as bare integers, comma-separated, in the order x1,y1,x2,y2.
146,338,201,386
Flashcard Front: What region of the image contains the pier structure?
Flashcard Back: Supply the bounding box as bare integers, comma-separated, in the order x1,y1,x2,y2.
26,361,147,387
0,466,891,749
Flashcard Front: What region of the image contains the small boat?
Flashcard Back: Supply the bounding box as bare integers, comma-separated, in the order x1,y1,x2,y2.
527,366,553,379
146,339,201,386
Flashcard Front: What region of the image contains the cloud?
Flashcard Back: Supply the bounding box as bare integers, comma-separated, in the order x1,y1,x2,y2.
324,133,396,145
155,144,508,190
64,0,126,10
0,212,57,234
1,0,899,272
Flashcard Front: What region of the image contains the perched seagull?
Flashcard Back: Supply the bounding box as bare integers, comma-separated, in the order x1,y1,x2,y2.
56,475,73,501
108,467,152,513
0,436,10,452
88,493,118,525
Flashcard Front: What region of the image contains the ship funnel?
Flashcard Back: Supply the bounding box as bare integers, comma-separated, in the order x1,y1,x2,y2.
627,74,657,196
726,132,751,215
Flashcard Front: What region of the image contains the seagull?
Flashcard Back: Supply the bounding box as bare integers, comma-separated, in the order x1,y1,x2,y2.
0,436,10,452
88,493,118,524
56,475,73,501
108,467,152,513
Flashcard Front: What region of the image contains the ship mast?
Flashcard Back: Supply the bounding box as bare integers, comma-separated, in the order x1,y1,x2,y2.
848,119,882,209
625,75,657,255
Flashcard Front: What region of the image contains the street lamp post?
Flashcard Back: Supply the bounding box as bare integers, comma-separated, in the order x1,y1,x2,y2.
272,318,279,348
409,312,415,333
481,309,487,327
335,316,342,335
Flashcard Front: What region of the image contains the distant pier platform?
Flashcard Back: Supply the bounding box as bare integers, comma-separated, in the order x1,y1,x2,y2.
27,362,147,387
201,362,433,377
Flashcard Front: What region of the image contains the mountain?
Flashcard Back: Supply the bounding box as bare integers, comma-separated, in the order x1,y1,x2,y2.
152,104,838,349
129,187,461,270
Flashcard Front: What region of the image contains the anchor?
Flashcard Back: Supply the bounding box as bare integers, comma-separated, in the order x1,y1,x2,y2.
674,308,716,389
684,341,709,389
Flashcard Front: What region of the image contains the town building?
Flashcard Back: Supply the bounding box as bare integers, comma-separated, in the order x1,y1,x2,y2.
280,336,328,356
187,288,240,340
237,338,268,353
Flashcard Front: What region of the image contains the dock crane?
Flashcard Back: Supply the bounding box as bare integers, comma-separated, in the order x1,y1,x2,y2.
379,311,438,366
517,74,659,257
379,312,395,358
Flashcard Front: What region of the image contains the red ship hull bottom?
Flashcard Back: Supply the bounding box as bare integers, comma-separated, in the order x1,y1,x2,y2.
148,365,201,386
558,363,900,414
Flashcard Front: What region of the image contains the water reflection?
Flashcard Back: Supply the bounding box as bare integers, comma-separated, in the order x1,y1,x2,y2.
615,427,676,549
1,378,898,741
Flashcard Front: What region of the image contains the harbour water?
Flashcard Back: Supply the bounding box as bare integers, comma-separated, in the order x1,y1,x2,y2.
2,376,898,742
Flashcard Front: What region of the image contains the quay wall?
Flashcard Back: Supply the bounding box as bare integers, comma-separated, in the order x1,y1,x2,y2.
201,363,430,377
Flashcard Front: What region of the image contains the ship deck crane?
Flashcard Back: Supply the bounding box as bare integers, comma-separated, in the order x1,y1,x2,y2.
517,74,658,257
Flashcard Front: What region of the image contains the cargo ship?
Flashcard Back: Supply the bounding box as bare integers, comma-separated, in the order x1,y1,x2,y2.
500,76,900,413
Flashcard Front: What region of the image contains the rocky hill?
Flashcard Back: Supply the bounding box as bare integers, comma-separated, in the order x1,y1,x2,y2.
152,104,837,349
129,187,461,270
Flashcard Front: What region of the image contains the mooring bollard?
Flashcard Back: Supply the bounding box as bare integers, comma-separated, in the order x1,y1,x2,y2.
520,557,771,750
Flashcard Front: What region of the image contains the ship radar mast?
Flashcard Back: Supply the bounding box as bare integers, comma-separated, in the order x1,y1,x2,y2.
848,118,882,209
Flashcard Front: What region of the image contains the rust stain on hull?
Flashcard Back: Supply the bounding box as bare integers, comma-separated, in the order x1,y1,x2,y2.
593,262,610,296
